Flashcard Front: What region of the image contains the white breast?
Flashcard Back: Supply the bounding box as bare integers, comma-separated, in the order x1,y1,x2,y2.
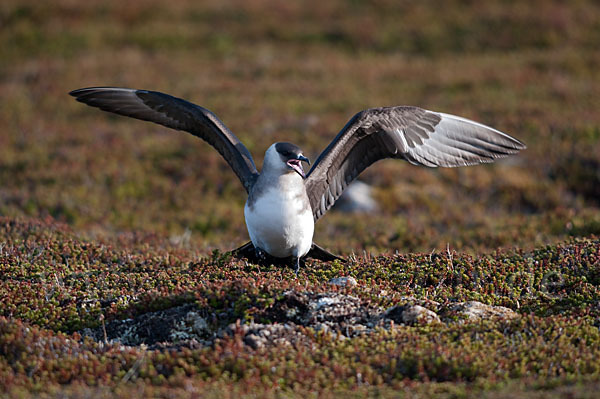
244,174,314,258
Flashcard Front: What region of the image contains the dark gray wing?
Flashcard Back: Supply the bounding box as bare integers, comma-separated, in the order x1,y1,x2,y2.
305,106,526,221
69,87,259,193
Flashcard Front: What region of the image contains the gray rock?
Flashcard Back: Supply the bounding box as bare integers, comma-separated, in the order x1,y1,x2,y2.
79,292,518,351
443,301,518,322
80,303,212,347
169,311,209,341
385,304,440,326
244,333,265,349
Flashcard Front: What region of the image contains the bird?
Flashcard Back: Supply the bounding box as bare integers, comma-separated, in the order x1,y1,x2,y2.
70,87,526,273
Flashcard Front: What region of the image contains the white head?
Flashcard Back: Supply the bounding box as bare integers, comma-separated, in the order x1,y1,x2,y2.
262,142,310,178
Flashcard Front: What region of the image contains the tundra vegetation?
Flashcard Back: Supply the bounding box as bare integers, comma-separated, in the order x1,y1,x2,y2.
1,0,599,397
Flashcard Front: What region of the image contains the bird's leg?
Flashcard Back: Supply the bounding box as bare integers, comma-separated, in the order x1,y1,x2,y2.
293,257,301,276
254,246,267,262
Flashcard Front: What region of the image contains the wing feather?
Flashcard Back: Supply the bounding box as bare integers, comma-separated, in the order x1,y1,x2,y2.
70,87,259,192
305,106,525,221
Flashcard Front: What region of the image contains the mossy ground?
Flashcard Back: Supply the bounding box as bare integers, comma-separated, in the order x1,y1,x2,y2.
1,218,599,398
1,0,600,397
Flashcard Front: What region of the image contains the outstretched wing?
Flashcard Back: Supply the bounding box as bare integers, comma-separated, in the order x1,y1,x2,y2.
70,87,259,193
305,106,526,221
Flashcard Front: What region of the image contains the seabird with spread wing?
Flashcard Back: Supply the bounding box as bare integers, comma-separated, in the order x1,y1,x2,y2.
70,87,526,273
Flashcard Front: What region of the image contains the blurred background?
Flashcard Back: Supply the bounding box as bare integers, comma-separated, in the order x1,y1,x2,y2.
1,0,599,255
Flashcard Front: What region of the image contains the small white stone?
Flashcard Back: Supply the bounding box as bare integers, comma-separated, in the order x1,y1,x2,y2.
328,276,358,287
316,296,341,309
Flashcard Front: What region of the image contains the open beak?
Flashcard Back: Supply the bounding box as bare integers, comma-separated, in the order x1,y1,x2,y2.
287,155,310,178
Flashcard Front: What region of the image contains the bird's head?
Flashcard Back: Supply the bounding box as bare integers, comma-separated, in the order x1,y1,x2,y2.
263,142,310,178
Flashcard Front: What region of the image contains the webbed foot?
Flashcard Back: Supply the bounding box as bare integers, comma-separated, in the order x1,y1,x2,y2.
254,246,267,261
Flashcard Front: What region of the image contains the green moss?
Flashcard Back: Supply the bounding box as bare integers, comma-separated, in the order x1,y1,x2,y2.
1,217,600,396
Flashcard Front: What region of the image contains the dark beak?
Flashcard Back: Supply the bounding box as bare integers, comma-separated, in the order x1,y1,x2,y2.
298,155,310,166
287,154,311,178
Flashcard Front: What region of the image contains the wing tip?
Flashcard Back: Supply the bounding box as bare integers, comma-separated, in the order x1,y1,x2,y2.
513,138,527,151
68,87,105,100
68,87,138,98
499,131,527,152
438,111,527,151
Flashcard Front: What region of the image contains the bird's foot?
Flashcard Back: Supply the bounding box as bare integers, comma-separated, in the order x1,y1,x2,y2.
254,246,267,261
